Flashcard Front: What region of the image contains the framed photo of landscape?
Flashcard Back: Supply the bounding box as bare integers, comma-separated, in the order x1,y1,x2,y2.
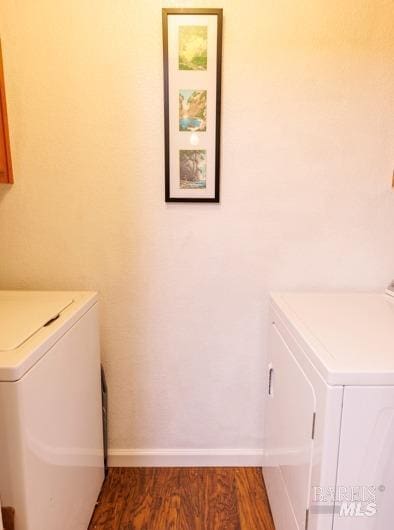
162,8,222,202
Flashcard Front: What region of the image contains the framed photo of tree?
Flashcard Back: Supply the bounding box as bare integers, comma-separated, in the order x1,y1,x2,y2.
162,8,222,202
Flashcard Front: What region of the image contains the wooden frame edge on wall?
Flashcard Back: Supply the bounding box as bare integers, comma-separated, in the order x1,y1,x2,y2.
162,8,222,202
0,40,13,184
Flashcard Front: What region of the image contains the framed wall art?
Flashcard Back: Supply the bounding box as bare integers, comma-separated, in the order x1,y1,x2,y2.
162,8,222,202
0,41,13,184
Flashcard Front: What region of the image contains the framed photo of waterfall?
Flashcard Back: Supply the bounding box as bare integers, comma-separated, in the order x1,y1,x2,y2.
162,8,222,202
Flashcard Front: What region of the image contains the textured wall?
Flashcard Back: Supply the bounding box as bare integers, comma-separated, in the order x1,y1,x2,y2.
0,0,393,455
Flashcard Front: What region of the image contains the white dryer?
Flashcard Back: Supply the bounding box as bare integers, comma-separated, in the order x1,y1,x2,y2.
263,291,394,530
0,291,104,530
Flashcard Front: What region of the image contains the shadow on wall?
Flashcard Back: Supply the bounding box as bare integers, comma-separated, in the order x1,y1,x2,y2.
0,184,12,204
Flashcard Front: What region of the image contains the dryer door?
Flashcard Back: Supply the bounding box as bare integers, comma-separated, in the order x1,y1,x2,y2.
264,323,316,530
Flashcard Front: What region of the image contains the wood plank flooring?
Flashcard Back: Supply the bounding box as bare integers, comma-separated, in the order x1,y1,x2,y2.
1,507,15,530
89,468,275,530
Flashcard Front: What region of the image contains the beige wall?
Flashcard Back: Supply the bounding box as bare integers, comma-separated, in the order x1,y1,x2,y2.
0,0,393,457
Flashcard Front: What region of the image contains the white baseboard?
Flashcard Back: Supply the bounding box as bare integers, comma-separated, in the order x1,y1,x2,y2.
108,448,264,467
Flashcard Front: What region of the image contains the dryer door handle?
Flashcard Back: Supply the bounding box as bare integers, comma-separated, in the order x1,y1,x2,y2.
268,364,274,396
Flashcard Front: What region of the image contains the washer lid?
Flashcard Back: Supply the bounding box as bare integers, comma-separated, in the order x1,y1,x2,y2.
0,290,97,382
0,291,74,351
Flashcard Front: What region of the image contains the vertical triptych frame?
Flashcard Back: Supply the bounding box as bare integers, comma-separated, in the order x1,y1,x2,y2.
162,8,223,202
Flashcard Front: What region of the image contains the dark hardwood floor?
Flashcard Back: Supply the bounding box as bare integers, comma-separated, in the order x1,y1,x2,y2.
89,467,275,530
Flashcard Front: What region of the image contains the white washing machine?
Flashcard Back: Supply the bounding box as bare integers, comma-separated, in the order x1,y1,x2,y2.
263,288,394,530
0,291,104,530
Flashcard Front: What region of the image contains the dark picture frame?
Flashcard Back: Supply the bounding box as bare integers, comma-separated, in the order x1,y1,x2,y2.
162,8,222,202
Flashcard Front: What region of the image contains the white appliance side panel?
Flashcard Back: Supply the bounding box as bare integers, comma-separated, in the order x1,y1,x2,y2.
264,322,317,530
267,305,344,530
333,386,394,530
0,304,104,530
308,384,344,530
